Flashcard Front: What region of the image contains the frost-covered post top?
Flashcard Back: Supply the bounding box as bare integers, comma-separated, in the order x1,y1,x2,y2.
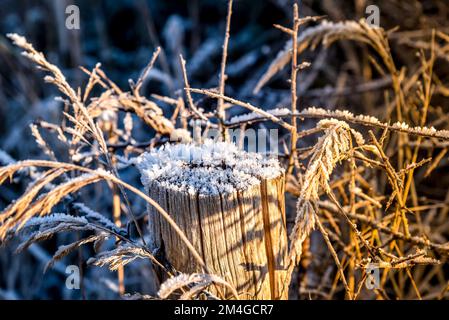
134,140,284,196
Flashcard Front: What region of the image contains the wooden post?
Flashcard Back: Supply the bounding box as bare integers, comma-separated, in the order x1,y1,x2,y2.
137,141,290,299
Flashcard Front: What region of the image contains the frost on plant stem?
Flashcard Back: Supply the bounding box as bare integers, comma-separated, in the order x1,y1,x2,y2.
73,202,119,232
301,107,449,140
134,140,284,196
225,105,449,141
23,213,89,229
301,107,382,125
228,107,291,124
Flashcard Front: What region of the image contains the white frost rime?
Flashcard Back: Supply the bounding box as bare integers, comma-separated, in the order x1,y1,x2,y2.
228,107,291,124
134,140,283,195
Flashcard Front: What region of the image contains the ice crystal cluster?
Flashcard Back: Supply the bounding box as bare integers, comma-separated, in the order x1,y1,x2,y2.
135,140,283,195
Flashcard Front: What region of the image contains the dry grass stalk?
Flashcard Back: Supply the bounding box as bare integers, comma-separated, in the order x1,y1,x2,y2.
254,19,396,94
217,0,233,137
0,160,208,275
158,273,238,300
225,106,449,141
289,119,356,264
287,3,300,174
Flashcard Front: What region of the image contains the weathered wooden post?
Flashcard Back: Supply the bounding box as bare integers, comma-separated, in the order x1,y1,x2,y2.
136,140,290,299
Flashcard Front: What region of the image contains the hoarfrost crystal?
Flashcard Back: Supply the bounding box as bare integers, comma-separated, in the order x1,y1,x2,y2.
134,140,283,195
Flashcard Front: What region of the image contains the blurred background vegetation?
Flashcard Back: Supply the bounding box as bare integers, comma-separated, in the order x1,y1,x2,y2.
1,0,449,299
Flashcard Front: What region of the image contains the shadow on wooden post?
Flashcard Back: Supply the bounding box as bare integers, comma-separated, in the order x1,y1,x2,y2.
146,175,289,299
141,153,290,299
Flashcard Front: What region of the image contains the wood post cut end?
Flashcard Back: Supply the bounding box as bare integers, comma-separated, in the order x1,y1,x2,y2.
136,140,289,299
